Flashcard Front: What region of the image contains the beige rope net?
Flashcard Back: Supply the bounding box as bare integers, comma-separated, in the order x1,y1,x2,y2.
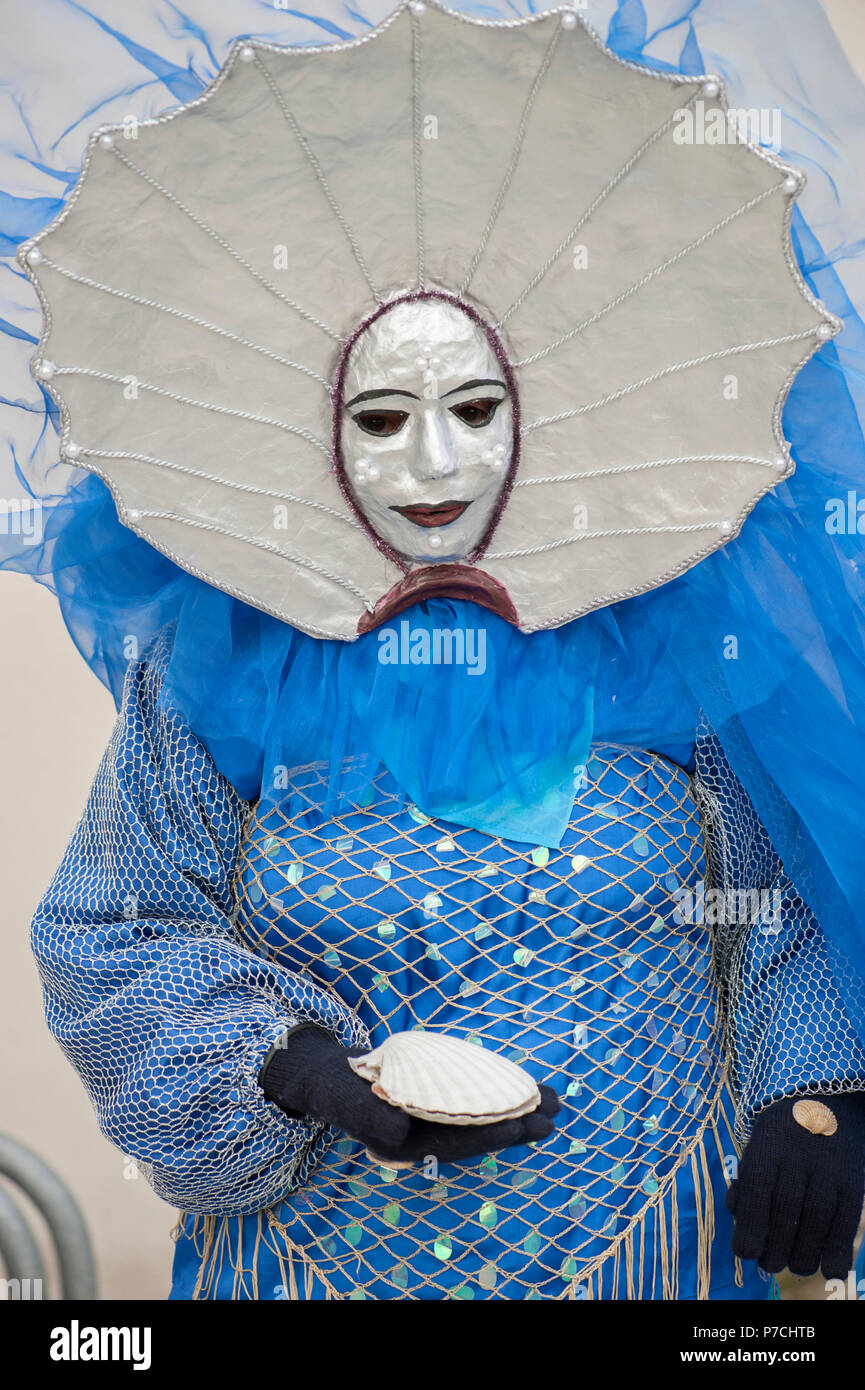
182,745,733,1299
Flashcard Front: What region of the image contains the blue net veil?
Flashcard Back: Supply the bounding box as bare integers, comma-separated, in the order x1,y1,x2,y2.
4,1,865,1039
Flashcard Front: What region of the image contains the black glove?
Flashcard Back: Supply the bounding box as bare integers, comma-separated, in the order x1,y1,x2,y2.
728,1092,865,1279
260,1024,561,1164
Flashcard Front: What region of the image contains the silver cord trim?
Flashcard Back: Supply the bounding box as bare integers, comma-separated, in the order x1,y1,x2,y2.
516,183,784,367
80,447,358,526
252,54,382,305
56,365,330,450
488,520,722,561
411,9,426,292
523,331,816,432
496,89,700,327
39,257,332,386
108,143,341,341
459,23,562,296
514,454,780,485
134,509,374,603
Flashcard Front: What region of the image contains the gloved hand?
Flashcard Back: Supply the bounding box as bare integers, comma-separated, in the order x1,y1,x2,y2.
259,1024,560,1164
728,1092,865,1278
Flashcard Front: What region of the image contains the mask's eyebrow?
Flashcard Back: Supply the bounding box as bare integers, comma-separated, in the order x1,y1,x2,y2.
441,378,507,399
345,388,420,408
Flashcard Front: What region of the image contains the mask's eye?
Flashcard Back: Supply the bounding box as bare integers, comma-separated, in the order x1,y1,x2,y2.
352,409,408,437
449,397,502,429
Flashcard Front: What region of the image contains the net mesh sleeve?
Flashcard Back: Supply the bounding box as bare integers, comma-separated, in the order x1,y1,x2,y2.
29,626,368,1216
693,719,865,1140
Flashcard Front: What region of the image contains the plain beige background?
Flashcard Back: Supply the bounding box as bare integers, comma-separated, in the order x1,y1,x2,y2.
2,0,865,1302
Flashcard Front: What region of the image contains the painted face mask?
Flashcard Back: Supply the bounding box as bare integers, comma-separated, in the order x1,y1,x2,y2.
22,3,837,640
338,296,516,567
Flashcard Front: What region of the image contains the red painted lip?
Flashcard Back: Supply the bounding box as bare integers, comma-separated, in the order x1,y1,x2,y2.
390,500,471,528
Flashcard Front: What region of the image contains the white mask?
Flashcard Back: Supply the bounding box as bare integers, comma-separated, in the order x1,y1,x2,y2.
337,295,515,565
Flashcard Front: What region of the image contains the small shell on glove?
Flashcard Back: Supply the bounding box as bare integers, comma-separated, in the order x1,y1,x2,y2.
348,1030,541,1125
792,1099,838,1136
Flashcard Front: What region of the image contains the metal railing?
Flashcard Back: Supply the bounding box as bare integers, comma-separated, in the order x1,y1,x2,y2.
0,1135,96,1299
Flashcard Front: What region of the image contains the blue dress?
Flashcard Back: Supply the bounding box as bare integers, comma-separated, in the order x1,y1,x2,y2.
175,744,763,1301
30,629,865,1300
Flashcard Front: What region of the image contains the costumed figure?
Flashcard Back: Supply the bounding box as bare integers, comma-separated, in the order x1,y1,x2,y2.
7,0,865,1300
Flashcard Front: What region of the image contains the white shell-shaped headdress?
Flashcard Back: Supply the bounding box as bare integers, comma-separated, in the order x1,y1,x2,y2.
21,2,839,640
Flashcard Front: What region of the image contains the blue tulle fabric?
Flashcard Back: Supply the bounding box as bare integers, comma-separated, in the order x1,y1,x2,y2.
4,2,865,1051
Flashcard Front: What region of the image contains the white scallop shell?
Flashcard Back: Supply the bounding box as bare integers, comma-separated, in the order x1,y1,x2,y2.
348,1031,541,1125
